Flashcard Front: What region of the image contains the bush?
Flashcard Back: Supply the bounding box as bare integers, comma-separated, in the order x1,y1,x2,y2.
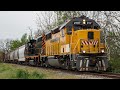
16,69,29,79
108,58,120,73
31,71,44,79
16,69,45,79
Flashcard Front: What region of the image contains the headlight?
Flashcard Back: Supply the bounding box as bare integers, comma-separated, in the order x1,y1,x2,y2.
101,50,104,53
83,19,86,24
83,50,86,53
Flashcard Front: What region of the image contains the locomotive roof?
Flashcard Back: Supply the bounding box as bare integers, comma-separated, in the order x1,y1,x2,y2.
45,31,51,35
36,35,42,40
59,15,100,30
51,26,60,31
59,20,71,30
35,15,100,40
51,26,60,34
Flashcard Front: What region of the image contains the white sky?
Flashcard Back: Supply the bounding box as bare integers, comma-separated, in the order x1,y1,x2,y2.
0,11,39,40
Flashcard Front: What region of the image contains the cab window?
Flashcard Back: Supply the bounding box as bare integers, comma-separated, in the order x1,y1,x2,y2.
88,32,94,39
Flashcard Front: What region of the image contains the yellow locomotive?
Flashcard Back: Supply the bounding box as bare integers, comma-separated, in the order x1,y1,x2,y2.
7,15,108,72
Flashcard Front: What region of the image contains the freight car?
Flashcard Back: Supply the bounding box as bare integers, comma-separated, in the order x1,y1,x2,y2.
5,45,26,64
4,15,108,72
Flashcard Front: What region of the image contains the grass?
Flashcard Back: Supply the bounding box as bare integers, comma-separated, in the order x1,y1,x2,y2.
0,62,81,79
0,63,45,79
0,63,79,79
15,69,44,79
0,62,111,79
16,69,29,79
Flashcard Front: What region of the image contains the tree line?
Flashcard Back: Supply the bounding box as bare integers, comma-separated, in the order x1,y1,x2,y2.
0,33,31,53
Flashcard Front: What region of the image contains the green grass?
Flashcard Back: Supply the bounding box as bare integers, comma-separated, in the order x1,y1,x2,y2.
15,69,44,79
0,63,45,79
0,63,81,79
2,61,120,79
30,71,44,79
16,69,29,79
107,58,120,73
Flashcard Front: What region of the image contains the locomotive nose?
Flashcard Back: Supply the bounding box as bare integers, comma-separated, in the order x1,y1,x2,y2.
80,30,100,53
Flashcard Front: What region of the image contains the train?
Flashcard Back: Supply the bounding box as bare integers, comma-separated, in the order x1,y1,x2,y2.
4,15,108,72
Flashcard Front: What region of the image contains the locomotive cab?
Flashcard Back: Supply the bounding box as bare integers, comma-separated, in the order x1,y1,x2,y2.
62,15,105,54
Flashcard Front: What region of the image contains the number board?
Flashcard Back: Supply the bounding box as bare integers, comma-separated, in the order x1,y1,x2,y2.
86,21,92,24
73,21,92,25
73,21,82,25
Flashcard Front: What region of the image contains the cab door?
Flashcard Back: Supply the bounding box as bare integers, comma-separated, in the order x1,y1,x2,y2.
88,31,99,53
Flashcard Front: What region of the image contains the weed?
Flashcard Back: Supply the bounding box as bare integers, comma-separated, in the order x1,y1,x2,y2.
31,71,45,79
16,69,29,79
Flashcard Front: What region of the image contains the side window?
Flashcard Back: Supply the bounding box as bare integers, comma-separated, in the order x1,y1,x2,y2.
46,33,51,40
37,37,42,42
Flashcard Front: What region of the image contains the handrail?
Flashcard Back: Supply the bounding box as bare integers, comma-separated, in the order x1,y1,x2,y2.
73,38,81,54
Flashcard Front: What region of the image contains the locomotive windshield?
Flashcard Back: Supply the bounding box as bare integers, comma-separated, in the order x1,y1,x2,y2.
73,20,100,30
62,16,101,33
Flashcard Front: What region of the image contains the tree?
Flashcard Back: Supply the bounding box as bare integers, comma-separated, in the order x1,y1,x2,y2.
20,33,28,45
54,11,81,25
28,26,33,40
9,33,28,51
35,11,55,32
34,11,57,38
10,39,21,51
0,39,12,53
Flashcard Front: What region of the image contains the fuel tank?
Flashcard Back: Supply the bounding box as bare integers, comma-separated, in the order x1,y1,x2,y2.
47,56,62,67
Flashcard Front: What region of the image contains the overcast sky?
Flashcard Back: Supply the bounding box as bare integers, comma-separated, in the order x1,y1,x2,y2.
0,11,38,40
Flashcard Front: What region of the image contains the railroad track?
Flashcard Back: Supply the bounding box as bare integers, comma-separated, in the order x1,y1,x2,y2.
90,72,120,79
4,62,120,79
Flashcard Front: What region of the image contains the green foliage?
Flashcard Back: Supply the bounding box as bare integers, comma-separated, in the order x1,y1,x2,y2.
107,58,120,73
10,39,21,50
10,33,29,51
28,35,32,42
0,63,45,79
16,69,45,79
31,71,44,79
16,69,29,79
0,64,9,73
54,11,81,25
107,32,120,60
20,33,28,46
